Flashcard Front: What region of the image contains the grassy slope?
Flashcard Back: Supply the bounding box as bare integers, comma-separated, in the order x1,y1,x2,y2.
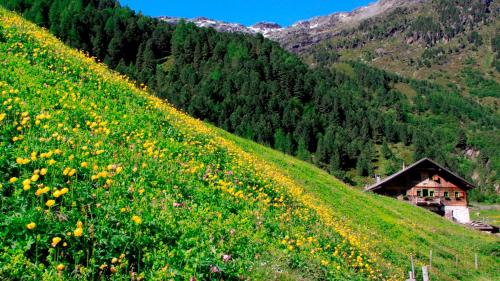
221,130,500,281
0,8,498,281
0,9,383,281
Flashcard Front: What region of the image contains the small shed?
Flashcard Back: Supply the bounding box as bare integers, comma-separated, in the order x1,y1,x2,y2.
365,158,475,223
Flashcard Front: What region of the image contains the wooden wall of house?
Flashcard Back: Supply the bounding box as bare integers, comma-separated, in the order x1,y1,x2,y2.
374,170,469,206
405,174,467,206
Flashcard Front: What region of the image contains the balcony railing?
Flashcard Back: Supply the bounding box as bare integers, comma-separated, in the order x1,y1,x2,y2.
406,196,445,206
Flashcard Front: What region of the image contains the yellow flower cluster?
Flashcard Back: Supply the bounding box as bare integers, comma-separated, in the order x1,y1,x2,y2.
53,187,69,198
62,167,77,177
35,186,50,196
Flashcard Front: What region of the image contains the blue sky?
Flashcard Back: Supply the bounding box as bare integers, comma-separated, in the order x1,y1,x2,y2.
119,0,375,27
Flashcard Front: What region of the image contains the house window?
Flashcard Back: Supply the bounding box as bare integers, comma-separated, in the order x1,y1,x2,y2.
444,191,449,198
417,190,422,197
422,189,429,197
429,191,434,197
455,192,460,199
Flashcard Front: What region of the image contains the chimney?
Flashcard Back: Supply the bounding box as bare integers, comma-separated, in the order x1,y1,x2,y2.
376,175,381,183
403,161,406,170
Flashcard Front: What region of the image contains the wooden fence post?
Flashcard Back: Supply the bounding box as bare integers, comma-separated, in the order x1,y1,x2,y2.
405,255,416,281
406,271,416,281
429,249,432,271
411,255,415,278
422,266,429,281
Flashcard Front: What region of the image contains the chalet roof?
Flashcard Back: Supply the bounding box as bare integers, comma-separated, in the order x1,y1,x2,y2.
365,158,475,192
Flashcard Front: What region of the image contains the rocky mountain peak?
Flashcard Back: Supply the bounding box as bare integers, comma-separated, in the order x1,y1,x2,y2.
251,22,282,29
158,0,429,50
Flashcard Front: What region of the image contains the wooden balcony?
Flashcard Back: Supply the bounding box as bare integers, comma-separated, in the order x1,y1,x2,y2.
407,196,444,206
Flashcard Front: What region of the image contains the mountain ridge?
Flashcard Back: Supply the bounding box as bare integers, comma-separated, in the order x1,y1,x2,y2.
157,0,427,52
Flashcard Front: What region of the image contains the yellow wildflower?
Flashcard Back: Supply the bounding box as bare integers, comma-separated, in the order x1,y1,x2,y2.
45,199,56,207
9,177,18,183
40,168,47,175
74,227,83,237
53,189,62,198
35,186,50,196
73,221,84,237
99,264,108,270
26,222,36,230
51,237,62,247
56,264,65,271
131,215,142,224
80,162,88,168
31,174,39,182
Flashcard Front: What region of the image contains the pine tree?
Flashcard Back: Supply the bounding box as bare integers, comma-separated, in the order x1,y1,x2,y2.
356,151,370,176
381,140,392,159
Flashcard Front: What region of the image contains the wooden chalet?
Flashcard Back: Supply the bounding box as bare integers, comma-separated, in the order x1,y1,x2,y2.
365,158,475,224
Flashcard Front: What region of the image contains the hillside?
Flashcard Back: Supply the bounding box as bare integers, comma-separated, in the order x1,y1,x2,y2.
0,9,378,280
0,7,499,281
2,0,499,201
301,0,499,109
